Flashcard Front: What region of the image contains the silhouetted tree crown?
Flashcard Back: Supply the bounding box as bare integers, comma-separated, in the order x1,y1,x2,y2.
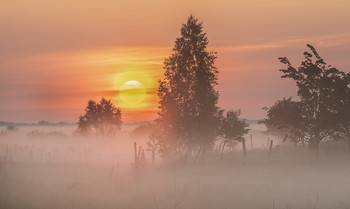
77,98,122,138
219,110,249,161
155,15,220,160
263,44,350,150
220,110,249,143
261,97,305,144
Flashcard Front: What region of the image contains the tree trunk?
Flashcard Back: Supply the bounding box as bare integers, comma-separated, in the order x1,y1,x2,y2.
250,135,253,150
137,146,142,163
242,138,246,159
220,141,227,162
134,142,138,167
268,140,273,160
152,149,155,164
141,149,145,165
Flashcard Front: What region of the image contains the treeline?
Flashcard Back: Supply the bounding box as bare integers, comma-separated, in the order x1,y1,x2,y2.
76,15,350,162
0,121,75,127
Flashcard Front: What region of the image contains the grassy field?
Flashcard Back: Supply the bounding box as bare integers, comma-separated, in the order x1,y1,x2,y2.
0,125,350,209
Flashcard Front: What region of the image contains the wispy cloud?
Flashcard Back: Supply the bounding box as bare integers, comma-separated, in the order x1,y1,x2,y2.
0,45,169,122
73,46,169,66
217,33,350,52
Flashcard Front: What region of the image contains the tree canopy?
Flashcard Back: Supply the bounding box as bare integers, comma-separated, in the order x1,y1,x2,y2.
261,97,305,144
77,98,122,138
219,110,249,160
155,15,221,161
220,110,249,143
263,44,350,150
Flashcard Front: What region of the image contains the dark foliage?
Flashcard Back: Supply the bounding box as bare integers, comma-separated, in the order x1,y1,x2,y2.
154,15,221,161
219,110,249,160
263,45,350,150
77,98,122,138
261,98,305,144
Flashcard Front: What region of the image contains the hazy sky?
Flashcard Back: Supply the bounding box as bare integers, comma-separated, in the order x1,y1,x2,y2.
1,0,350,123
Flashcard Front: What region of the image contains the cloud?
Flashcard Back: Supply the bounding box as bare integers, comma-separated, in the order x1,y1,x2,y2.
217,33,350,52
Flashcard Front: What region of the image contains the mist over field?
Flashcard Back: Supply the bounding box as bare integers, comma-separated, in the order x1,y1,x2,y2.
1,124,350,209
2,1,350,208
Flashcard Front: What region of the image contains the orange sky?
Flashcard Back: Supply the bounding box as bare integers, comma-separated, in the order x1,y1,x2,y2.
1,0,350,123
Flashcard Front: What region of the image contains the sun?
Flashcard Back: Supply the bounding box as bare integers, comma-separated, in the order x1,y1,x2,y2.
113,71,155,109
118,80,147,107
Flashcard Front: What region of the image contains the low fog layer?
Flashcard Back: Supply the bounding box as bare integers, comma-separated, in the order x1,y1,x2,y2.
0,124,349,209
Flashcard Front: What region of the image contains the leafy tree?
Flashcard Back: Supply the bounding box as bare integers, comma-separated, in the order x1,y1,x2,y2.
155,15,220,161
219,110,249,161
146,132,160,164
333,73,350,150
77,98,122,138
273,44,350,151
261,97,305,144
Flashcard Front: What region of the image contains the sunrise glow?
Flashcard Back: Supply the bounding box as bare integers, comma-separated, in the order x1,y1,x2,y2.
118,80,147,107
1,0,350,123
1,1,350,208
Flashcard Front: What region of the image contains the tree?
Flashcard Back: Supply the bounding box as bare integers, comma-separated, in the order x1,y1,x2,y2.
219,110,249,161
146,132,160,164
155,15,220,161
272,44,350,152
333,73,350,151
77,98,122,137
261,98,305,144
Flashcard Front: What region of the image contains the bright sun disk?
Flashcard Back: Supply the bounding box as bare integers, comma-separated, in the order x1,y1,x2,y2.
118,80,147,107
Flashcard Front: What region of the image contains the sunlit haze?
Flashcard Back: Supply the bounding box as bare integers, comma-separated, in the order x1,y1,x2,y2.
1,2,350,208
1,0,350,123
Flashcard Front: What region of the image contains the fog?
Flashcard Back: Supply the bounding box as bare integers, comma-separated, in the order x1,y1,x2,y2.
1,124,350,209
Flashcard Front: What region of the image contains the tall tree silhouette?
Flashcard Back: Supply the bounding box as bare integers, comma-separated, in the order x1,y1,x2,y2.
155,15,220,161
77,98,122,138
265,44,350,152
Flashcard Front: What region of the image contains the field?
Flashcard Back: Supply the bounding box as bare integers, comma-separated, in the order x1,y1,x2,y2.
0,125,350,209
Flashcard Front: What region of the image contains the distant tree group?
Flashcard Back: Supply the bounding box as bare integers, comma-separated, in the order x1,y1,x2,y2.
154,15,222,161
262,45,350,152
77,98,122,138
72,17,350,163
72,19,350,163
